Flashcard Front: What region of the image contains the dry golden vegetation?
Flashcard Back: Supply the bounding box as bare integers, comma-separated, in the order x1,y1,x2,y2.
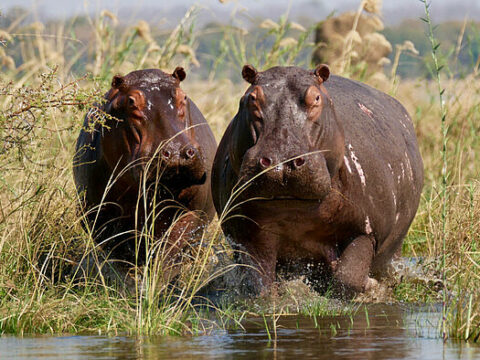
0,0,479,341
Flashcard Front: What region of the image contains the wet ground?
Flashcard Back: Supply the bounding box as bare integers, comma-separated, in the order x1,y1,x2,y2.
2,304,479,360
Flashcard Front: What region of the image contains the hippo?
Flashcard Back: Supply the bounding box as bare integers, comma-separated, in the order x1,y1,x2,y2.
73,68,217,264
211,65,423,297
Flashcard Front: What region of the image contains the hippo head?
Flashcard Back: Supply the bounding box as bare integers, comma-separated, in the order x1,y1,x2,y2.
230,65,345,203
100,68,207,193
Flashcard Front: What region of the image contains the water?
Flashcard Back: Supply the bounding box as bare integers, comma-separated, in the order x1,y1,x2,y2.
1,304,479,360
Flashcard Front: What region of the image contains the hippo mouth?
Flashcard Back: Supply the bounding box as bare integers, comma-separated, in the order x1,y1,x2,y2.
255,196,322,205
237,169,331,207
261,195,319,201
245,195,323,207
240,195,323,214
160,170,207,188
237,183,328,205
188,171,207,186
145,171,207,197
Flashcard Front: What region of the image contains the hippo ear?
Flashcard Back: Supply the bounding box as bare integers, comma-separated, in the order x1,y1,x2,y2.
111,74,125,89
314,64,330,83
172,67,186,82
242,64,258,84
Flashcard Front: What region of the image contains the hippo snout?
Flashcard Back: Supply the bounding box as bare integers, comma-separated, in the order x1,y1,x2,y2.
240,149,331,200
153,141,207,187
160,142,201,164
258,155,306,170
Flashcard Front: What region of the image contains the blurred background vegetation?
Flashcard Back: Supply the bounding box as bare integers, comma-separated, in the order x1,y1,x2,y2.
1,2,480,81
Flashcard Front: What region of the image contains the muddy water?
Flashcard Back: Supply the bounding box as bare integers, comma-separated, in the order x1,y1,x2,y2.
1,304,479,359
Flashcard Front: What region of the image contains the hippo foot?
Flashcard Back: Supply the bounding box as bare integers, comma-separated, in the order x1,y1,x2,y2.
332,235,375,299
237,266,272,298
195,264,268,306
365,277,379,291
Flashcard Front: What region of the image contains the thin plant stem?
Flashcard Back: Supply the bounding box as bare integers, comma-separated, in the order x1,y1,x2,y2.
420,0,449,342
340,0,365,74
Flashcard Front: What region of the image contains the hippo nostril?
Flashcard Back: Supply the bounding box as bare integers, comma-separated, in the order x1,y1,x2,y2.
294,157,306,168
259,157,272,168
186,147,196,159
162,150,171,159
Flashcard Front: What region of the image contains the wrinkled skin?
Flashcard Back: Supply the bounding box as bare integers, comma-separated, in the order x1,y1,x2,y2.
211,65,423,297
74,68,217,264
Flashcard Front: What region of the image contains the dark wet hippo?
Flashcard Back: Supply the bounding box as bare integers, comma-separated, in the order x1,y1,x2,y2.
74,68,217,264
211,65,423,297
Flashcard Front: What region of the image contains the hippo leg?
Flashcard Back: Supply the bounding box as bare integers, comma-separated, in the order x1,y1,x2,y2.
333,235,376,297
166,211,205,252
145,211,206,282
233,231,278,296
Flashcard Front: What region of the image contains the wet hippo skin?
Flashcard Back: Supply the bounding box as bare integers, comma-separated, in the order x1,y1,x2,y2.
211,65,423,297
74,68,217,264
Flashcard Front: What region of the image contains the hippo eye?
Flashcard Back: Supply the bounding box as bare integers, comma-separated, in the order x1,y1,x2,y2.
305,85,322,109
305,85,323,120
128,96,135,107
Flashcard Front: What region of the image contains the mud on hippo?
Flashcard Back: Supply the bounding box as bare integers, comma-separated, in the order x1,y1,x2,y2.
211,64,423,297
73,68,217,265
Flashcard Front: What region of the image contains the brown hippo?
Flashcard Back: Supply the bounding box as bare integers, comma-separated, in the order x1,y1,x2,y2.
211,65,423,297
73,68,217,264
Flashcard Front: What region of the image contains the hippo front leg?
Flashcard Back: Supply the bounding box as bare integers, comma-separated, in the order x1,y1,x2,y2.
152,211,206,281
232,230,278,297
166,211,206,254
333,235,376,297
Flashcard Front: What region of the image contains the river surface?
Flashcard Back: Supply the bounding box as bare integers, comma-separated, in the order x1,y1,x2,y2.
1,304,479,359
